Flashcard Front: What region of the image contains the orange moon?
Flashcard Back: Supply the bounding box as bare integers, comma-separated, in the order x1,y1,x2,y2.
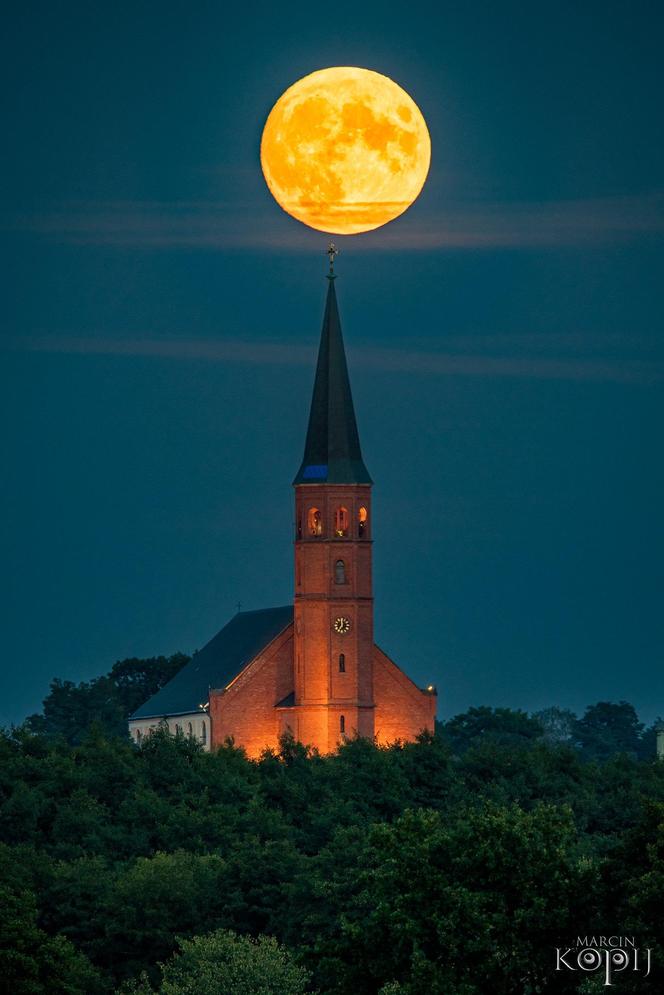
260,67,431,235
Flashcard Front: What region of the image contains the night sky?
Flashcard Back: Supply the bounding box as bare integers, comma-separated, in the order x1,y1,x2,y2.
2,1,663,728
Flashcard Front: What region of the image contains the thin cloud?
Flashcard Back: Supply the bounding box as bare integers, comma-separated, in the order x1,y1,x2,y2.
6,191,664,250
368,193,664,249
8,335,314,366
5,334,662,384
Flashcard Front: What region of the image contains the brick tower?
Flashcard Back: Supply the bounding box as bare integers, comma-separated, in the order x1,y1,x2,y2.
130,251,437,755
291,250,375,751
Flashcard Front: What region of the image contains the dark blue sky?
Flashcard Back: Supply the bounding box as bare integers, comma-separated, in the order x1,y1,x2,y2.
2,0,663,727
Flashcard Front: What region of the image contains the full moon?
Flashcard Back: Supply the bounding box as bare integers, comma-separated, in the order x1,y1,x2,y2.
260,67,431,235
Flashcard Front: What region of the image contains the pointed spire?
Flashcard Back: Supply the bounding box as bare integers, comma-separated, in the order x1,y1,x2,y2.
293,264,372,486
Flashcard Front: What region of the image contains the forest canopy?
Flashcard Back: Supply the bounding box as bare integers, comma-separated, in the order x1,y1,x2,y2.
2,658,663,994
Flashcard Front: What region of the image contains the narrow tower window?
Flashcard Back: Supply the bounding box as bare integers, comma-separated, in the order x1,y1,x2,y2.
340,715,346,734
358,506,368,537
334,559,346,584
297,517,302,539
339,653,345,672
334,507,349,536
307,507,322,536
201,722,207,745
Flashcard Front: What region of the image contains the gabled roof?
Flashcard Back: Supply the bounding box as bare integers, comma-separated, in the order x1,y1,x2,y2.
293,277,372,485
130,606,293,720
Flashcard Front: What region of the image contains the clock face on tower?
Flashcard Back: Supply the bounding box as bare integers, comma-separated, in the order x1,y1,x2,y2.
333,616,351,634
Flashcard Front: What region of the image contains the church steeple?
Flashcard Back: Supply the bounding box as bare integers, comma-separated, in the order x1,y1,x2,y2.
293,268,372,485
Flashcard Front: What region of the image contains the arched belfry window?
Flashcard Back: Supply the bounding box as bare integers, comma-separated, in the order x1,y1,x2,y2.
201,722,207,745
339,653,346,673
334,507,349,537
187,722,193,737
335,559,346,584
340,715,346,734
358,506,368,538
308,507,322,536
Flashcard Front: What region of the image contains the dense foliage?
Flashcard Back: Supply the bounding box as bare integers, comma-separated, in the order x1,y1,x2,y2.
2,680,663,994
25,655,189,744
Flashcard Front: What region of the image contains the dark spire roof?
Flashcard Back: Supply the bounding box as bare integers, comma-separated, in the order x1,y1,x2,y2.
294,276,372,485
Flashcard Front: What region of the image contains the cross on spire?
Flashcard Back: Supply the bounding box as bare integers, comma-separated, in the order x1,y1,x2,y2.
327,241,338,277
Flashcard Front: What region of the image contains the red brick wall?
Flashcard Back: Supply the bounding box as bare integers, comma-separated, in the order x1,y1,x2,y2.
291,706,329,752
373,645,436,745
209,633,434,756
209,626,294,759
209,630,434,757
279,703,375,754
294,483,375,747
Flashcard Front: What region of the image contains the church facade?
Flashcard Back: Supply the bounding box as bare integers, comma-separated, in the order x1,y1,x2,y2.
129,267,436,756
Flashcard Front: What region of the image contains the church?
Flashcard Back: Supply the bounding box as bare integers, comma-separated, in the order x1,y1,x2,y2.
129,256,437,756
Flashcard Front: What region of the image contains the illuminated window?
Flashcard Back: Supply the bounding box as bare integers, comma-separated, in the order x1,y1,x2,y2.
358,506,368,538
335,559,346,584
308,507,322,536
339,653,345,673
201,722,207,745
340,715,346,734
334,507,349,536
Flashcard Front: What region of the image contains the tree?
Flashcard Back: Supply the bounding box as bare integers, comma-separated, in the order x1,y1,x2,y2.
573,702,643,760
25,655,189,744
625,804,664,987
597,801,664,991
98,850,231,986
637,718,664,761
3,697,663,994
533,706,577,745
300,804,595,995
0,884,103,994
442,706,543,754
110,655,191,717
25,676,125,744
120,929,311,995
